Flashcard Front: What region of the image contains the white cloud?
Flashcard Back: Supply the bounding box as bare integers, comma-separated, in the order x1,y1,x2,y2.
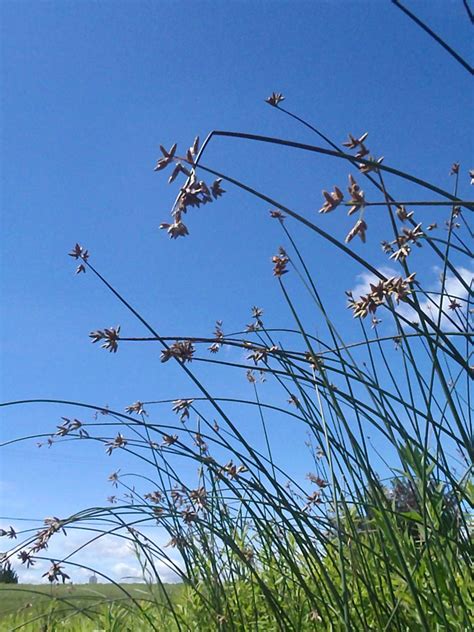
2,520,182,584
397,266,473,329
112,561,143,581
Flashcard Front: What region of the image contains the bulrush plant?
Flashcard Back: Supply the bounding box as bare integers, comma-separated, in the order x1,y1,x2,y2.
2,93,473,631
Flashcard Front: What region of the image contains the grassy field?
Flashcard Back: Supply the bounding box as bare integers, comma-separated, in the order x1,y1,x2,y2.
0,583,183,630
0,583,163,615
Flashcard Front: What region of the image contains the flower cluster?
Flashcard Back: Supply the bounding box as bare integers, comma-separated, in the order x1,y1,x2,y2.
246,369,266,384
389,223,424,262
448,298,462,311
108,470,120,487
125,401,147,416
359,155,384,174
162,433,178,446
160,340,195,363
154,142,178,172
396,206,414,222
304,490,322,511
317,172,371,244
305,352,324,372
181,507,198,524
105,433,127,455
219,460,247,479
342,132,368,150
172,399,194,422
208,320,224,353
189,486,207,510
194,432,208,451
345,218,367,243
144,490,163,504
42,561,70,584
156,137,225,239
343,131,383,174
17,550,34,568
306,473,329,488
166,535,188,549
265,92,285,106
16,517,68,569
245,306,264,332
269,208,285,220
288,394,300,407
272,247,289,277
247,346,269,365
68,243,89,274
55,417,88,438
347,273,416,318
0,526,17,539
89,326,121,353
319,186,344,214
43,516,67,537
347,174,366,215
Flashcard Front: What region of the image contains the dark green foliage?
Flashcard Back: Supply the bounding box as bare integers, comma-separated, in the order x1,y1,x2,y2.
0,560,18,584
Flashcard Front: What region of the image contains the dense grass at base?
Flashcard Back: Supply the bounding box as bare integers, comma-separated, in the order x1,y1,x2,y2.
1,545,472,631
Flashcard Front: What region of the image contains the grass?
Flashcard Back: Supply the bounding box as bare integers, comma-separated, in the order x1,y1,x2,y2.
0,583,182,617
0,583,184,631
1,93,473,630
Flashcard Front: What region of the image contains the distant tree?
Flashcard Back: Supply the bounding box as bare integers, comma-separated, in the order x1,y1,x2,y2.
0,559,19,584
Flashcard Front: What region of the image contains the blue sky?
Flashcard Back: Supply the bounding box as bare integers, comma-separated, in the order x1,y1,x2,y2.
1,0,472,582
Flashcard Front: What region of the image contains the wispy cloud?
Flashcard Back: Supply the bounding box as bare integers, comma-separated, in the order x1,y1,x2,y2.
396,266,473,329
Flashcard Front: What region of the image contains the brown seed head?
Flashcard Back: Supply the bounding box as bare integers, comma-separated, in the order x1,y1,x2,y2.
345,219,367,244
162,433,178,446
342,132,368,149
396,206,414,222
108,470,120,487
265,92,285,106
125,401,147,416
105,433,127,455
358,155,383,174
272,251,289,277
68,243,89,261
42,562,70,584
319,186,344,214
172,399,194,422
161,340,195,363
160,221,189,239
270,209,286,220
89,326,121,353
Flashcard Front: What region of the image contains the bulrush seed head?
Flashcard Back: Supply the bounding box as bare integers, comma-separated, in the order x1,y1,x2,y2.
89,326,121,353
265,92,285,106
319,186,344,213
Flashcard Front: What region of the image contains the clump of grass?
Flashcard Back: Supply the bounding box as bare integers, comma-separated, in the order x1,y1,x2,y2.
1,94,473,631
